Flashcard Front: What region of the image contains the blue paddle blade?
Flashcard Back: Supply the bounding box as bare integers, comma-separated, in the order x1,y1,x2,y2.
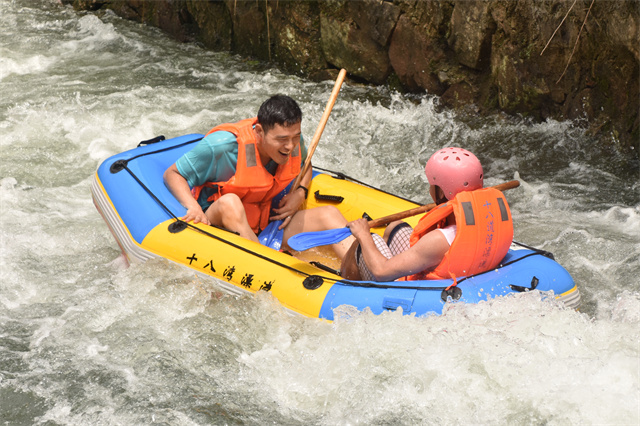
287,227,352,251
258,220,284,250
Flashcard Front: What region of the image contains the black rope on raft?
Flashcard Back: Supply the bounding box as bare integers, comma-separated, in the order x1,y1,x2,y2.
127,136,204,163
335,250,547,291
512,240,555,260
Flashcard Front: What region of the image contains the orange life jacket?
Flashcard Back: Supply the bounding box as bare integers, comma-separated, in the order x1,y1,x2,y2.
404,187,513,283
191,117,301,233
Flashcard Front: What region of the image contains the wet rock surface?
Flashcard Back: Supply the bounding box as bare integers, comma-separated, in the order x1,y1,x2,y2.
64,0,639,157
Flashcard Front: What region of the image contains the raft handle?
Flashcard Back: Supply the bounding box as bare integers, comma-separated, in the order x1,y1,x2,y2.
138,135,166,147
509,276,539,293
310,261,339,276
383,297,412,312
314,190,344,204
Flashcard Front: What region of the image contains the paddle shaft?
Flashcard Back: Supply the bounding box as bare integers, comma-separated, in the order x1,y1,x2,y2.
369,180,521,228
291,69,347,191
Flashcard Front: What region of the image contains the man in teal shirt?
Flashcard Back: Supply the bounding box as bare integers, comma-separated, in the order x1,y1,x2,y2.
175,123,307,213
164,95,354,259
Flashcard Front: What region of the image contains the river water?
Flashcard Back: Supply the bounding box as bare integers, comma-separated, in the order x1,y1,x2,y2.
1,1,639,424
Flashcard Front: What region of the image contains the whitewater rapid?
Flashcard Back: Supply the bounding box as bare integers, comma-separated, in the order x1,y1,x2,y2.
1,1,638,424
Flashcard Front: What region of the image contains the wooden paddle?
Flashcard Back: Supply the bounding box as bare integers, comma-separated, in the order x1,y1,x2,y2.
291,68,347,191
260,69,347,248
287,179,520,251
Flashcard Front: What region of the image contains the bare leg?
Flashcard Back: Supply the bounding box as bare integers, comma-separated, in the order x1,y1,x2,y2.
205,193,259,243
382,220,406,243
339,239,361,280
282,206,355,258
342,222,410,280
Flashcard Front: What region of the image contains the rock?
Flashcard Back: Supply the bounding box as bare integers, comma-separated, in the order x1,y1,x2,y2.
388,14,445,94
185,1,231,50
267,1,326,74
61,0,639,158
441,81,478,111
227,1,267,59
319,0,400,84
448,1,495,71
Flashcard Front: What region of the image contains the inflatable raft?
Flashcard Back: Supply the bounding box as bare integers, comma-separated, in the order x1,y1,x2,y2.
92,134,580,320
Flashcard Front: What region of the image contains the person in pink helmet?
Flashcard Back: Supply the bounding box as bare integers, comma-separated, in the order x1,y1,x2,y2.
341,147,513,282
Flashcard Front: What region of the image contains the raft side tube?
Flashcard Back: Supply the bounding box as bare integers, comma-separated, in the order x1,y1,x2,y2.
91,174,157,264
319,284,420,320
319,249,579,320
96,134,203,244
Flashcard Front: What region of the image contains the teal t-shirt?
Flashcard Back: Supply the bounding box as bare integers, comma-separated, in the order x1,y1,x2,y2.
176,129,307,210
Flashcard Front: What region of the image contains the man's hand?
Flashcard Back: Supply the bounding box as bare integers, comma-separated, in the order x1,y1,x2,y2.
164,163,211,225
347,218,371,241
182,205,210,225
271,187,306,229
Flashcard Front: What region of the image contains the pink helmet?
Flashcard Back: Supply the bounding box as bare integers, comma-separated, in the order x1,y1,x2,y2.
425,147,483,200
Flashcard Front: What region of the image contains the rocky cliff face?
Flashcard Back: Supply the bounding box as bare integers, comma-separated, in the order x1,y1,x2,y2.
65,0,639,156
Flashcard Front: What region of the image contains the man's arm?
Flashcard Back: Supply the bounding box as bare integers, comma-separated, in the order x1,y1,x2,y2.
163,164,210,225
294,163,312,201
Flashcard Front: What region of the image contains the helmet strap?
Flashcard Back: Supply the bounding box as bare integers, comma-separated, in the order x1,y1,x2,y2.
433,186,448,205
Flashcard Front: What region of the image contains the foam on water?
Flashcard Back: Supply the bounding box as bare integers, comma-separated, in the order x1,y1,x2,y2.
233,293,640,424
0,53,57,81
14,259,636,424
1,0,638,424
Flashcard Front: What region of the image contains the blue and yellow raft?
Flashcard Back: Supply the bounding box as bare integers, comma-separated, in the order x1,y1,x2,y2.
91,134,580,319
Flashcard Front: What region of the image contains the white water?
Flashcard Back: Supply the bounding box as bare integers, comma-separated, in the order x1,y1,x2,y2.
1,1,639,424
